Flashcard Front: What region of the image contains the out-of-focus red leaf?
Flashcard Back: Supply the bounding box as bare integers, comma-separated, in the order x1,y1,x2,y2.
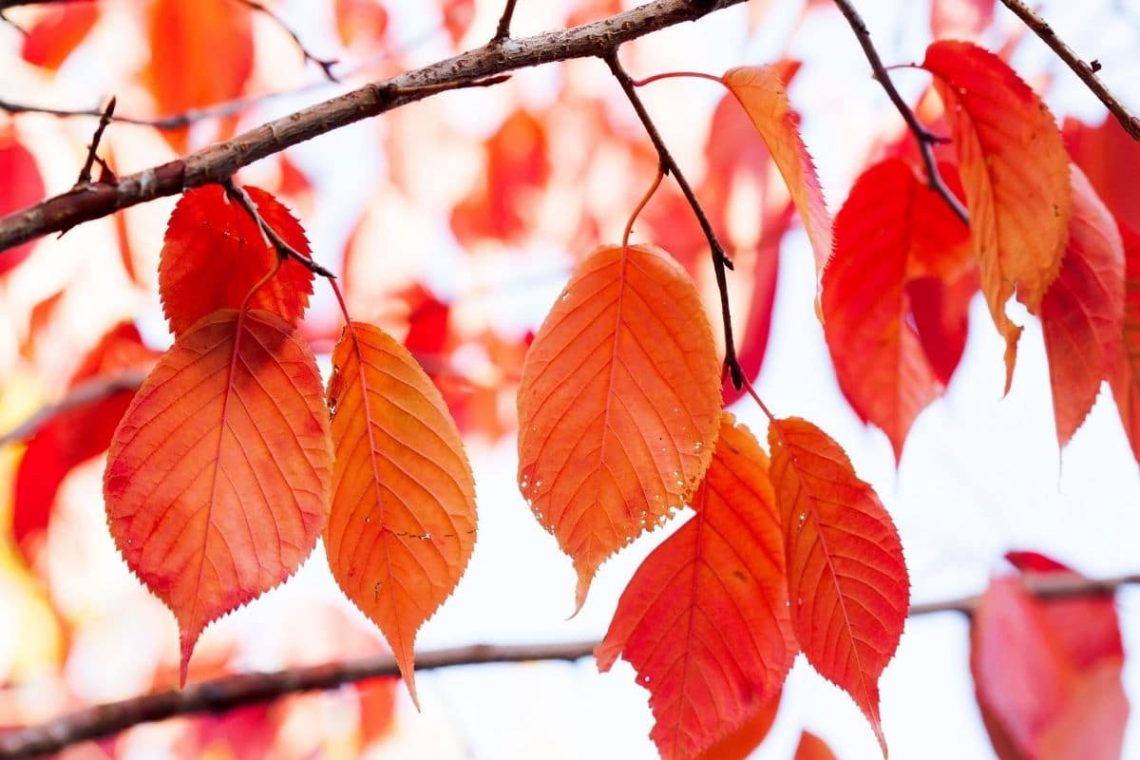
1040,167,1125,447
1111,225,1140,463
597,416,795,760
923,40,1071,391
335,0,389,48
517,244,721,609
695,692,781,760
768,418,909,753
930,0,995,40
401,286,451,357
441,0,475,46
451,110,551,245
822,158,971,460
104,310,332,682
159,185,314,336
20,1,99,70
0,131,45,276
794,730,838,760
906,271,978,387
1064,115,1140,232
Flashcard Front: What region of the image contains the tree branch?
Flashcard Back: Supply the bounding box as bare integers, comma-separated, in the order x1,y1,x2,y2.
493,0,520,43
1,571,1135,758
604,52,745,390
831,0,969,223
997,0,1140,140
234,0,339,81
0,370,147,448
0,0,747,256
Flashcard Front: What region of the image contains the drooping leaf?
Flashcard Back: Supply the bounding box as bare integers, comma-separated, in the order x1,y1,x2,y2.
922,40,1071,391
597,415,795,760
794,730,838,760
1111,224,1140,463
930,0,995,40
104,309,332,682
1064,115,1140,232
324,322,476,706
0,131,45,276
823,158,971,460
906,271,978,387
722,65,832,274
768,417,909,754
517,244,721,609
20,1,99,70
695,692,781,760
159,185,314,337
1040,167,1125,447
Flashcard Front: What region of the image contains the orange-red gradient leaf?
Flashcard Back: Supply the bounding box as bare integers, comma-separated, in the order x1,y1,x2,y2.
695,692,781,760
1111,225,1140,464
795,730,838,760
103,310,332,682
597,415,795,760
722,65,832,274
324,322,476,707
20,1,99,70
1040,168,1125,447
823,158,971,460
159,185,314,336
517,244,721,609
922,40,1071,390
768,418,909,754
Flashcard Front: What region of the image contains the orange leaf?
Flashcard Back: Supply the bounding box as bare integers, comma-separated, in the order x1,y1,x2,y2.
596,415,795,760
1111,224,1140,464
922,40,1071,391
104,310,332,682
517,244,721,609
335,0,389,48
823,158,971,460
20,1,99,71
1040,167,1125,447
768,418,909,754
324,322,476,707
0,131,45,276
794,730,838,760
722,64,832,274
159,185,314,337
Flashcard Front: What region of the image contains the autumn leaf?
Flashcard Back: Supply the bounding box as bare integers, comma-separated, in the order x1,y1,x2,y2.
722,64,832,274
1064,115,1140,232
324,322,476,707
695,693,781,760
922,40,1071,391
823,158,971,460
0,131,45,276
597,415,795,760
930,0,995,40
335,0,389,48
1040,167,1125,447
1110,224,1140,463
794,730,838,760
104,309,332,682
159,185,314,337
20,1,99,71
906,272,977,387
517,244,721,609
768,417,909,754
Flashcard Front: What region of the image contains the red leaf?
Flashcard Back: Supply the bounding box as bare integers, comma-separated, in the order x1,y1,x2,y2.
794,730,838,760
335,0,389,48
597,415,795,760
822,158,971,459
906,271,977,387
159,186,314,337
104,310,332,682
1064,115,1140,232
930,0,995,40
441,0,475,45
0,131,45,276
324,322,477,706
923,40,1071,391
695,692,781,760
1110,224,1140,464
517,244,722,609
20,1,99,70
768,418,909,753
1040,167,1125,447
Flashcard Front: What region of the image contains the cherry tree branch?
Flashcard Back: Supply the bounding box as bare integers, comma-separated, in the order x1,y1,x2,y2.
604,51,745,390
493,0,520,43
2,571,1135,759
997,0,1140,140
0,0,747,256
234,0,339,81
831,0,969,223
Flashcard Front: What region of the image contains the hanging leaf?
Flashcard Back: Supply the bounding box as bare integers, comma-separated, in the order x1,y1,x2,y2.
104,310,332,682
1111,225,1140,463
823,158,971,460
695,692,782,760
768,417,909,754
159,185,314,337
795,730,838,760
324,322,476,707
1040,167,1125,447
517,244,721,609
0,132,46,276
722,64,833,274
597,415,795,760
906,271,978,387
1064,115,1140,232
922,40,1071,391
20,1,99,71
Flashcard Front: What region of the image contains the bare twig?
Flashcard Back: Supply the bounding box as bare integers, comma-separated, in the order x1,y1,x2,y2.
234,0,339,81
493,0,520,42
74,97,115,187
831,0,969,223
997,0,1140,140
0,9,26,35
604,52,745,390
220,178,336,278
1,571,1135,758
0,370,148,448
0,0,747,255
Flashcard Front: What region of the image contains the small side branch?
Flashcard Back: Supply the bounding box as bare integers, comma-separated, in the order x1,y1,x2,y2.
234,0,338,81
74,97,116,187
604,52,745,389
997,0,1140,140
493,0,520,43
221,178,336,278
831,0,969,223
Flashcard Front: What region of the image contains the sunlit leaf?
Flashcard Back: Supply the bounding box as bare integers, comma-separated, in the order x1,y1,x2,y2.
1111,224,1140,464
695,692,781,760
1064,115,1140,232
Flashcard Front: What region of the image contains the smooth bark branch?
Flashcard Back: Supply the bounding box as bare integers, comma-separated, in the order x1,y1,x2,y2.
0,0,747,256
1,571,1135,759
234,0,339,81
997,0,1140,140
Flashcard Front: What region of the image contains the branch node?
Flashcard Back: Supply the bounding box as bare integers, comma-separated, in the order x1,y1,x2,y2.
221,178,336,279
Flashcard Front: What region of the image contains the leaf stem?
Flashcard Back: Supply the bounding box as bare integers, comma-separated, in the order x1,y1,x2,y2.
221,179,336,279
622,167,665,249
741,376,776,423
632,70,722,87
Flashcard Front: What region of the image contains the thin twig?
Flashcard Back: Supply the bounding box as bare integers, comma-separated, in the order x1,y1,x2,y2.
234,0,339,81
604,51,745,390
74,97,115,187
0,9,26,35
493,0,520,42
221,178,336,278
0,370,148,448
1,571,1135,758
997,0,1140,140
831,0,969,223
0,0,747,255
